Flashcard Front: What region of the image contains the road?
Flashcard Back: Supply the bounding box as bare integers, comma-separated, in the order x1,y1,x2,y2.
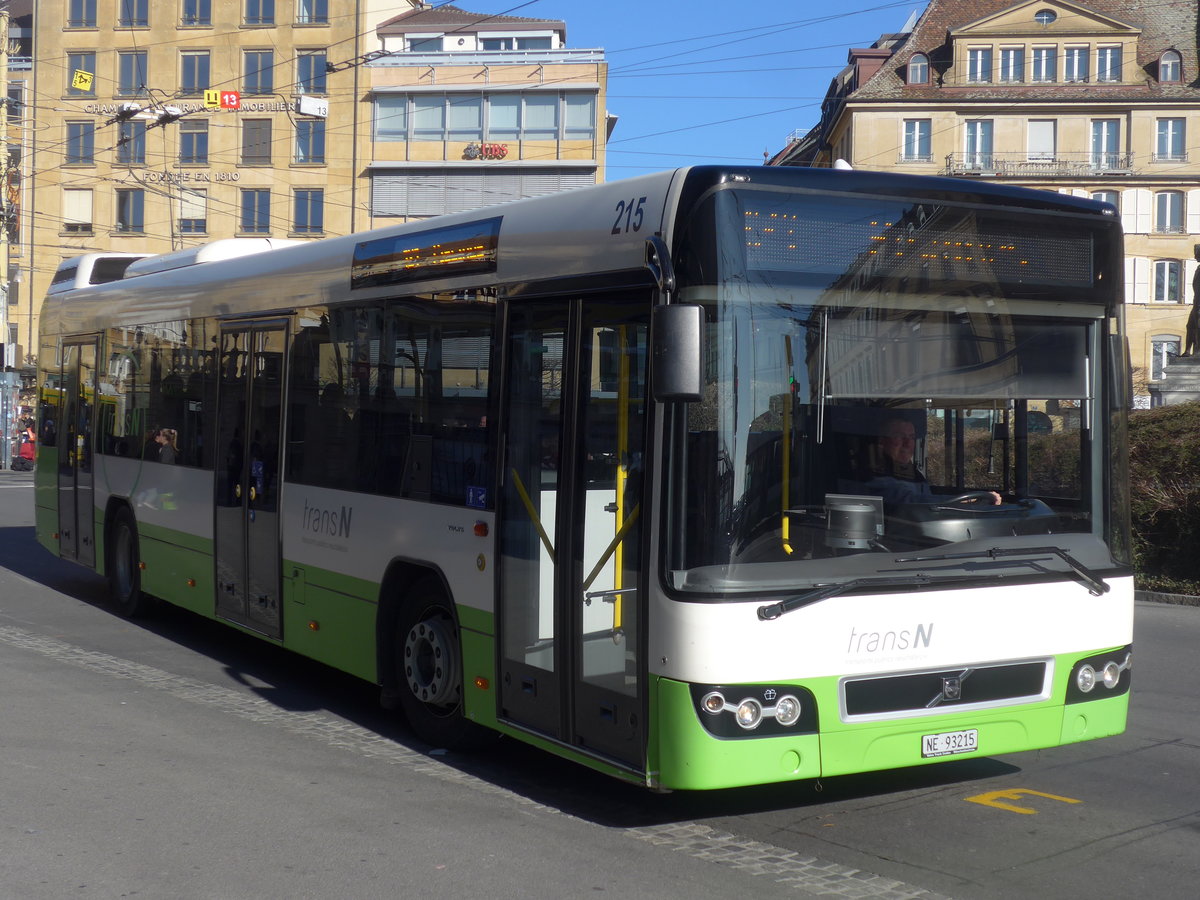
1,470,1197,899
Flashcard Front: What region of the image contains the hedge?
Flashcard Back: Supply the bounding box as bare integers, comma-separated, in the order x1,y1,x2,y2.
1129,401,1200,594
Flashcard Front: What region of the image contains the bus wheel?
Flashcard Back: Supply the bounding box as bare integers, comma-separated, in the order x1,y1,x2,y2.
108,508,153,618
395,579,486,749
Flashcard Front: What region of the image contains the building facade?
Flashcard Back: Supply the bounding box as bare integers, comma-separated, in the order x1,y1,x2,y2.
769,0,1200,405
14,1,607,371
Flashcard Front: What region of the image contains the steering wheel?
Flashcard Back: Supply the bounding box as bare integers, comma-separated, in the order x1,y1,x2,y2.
942,491,999,505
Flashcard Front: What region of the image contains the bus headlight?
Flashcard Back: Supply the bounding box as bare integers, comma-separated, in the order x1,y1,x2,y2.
1102,661,1122,689
774,694,802,726
735,698,763,730
1076,664,1096,693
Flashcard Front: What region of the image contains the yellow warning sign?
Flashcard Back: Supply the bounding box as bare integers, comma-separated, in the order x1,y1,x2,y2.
71,70,94,92
204,90,221,109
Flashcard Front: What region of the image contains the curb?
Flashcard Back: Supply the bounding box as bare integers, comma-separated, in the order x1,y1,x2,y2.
1135,590,1200,607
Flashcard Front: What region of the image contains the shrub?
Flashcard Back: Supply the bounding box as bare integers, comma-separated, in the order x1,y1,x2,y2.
1129,401,1200,594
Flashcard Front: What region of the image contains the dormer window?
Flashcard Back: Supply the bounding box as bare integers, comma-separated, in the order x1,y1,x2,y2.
1160,50,1182,83
408,37,442,52
1034,9,1057,26
907,53,929,84
1097,46,1122,82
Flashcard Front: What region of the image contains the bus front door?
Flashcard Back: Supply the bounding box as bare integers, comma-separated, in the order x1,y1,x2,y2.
57,338,98,567
499,299,649,771
214,324,287,639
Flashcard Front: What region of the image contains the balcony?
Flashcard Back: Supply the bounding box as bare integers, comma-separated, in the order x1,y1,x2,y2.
943,152,1134,177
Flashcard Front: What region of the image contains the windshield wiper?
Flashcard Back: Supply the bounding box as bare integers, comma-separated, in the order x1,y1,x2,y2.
758,574,934,621
894,546,1109,597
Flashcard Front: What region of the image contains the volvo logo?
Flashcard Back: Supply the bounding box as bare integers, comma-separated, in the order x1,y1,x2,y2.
942,676,962,701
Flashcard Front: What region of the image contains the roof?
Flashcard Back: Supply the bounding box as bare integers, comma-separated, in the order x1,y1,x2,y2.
851,0,1200,103
377,4,565,37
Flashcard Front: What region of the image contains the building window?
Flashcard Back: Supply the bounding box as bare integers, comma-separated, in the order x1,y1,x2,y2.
240,189,271,233
118,0,148,27
296,0,327,24
1156,118,1186,162
408,37,442,52
907,53,929,85
245,0,274,26
564,94,596,139
1032,46,1056,82
116,120,146,165
375,96,407,141
118,51,148,97
1152,335,1181,380
244,50,274,94
1091,190,1119,211
180,51,210,95
374,92,596,142
1097,46,1121,82
1028,119,1056,160
63,189,93,234
1034,9,1057,26
68,0,96,27
1154,261,1183,304
1091,119,1121,169
241,119,272,165
66,122,95,164
999,47,1024,82
902,119,931,161
296,51,327,94
447,96,483,140
7,83,23,125
67,52,97,96
295,120,325,163
116,188,145,233
1155,192,1184,234
182,0,211,26
965,120,993,169
967,47,992,83
178,189,207,233
523,94,559,139
1160,50,1182,83
180,119,209,164
481,37,553,50
293,189,324,234
1064,46,1088,82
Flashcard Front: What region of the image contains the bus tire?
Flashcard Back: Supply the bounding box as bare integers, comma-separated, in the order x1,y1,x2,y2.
108,507,153,618
395,577,489,750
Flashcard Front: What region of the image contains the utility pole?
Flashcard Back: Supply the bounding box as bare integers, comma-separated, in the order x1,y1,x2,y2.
0,4,12,472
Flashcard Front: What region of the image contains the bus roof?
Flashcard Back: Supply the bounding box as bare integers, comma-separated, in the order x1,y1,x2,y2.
39,167,1118,336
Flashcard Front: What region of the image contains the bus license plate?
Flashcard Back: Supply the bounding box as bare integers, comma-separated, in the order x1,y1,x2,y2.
921,728,978,758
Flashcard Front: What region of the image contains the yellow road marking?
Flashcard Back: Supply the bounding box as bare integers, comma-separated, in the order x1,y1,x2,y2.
965,788,1083,815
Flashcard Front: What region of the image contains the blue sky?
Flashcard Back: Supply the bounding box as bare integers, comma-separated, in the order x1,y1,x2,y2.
459,0,924,180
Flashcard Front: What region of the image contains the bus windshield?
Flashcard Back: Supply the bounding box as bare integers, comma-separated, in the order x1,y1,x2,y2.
666,185,1125,595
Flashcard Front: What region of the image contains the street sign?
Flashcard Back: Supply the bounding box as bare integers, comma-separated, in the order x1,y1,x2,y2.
296,96,328,118
71,70,94,92
204,90,241,110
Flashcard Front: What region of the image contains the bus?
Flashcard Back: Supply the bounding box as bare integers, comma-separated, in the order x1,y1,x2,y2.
36,166,1133,791
45,252,149,295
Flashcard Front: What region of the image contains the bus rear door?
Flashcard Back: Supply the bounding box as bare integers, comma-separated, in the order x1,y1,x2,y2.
57,338,99,566
214,322,287,639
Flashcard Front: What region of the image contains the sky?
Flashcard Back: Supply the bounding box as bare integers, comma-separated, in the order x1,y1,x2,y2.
456,0,925,181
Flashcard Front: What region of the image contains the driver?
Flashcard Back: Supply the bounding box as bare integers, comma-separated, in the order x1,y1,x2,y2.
865,417,1001,506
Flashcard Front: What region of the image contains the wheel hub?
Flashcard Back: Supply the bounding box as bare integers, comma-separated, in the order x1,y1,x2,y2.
403,614,460,707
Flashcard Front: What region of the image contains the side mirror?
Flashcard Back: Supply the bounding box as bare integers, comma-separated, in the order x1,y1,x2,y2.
652,304,703,402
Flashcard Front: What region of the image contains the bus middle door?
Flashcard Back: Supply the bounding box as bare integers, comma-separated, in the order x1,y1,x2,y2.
214,323,287,639
498,298,650,771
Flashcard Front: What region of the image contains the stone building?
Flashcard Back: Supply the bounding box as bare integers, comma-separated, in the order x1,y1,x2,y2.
769,0,1200,406
9,1,607,370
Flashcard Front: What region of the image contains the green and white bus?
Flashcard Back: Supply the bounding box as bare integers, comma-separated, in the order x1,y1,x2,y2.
37,166,1133,790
